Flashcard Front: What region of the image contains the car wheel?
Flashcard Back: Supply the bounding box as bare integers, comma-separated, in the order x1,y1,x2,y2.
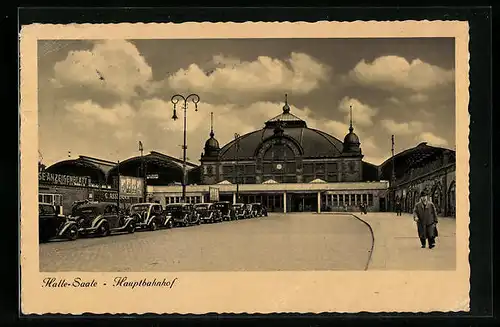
127,221,136,233
167,219,174,229
65,225,78,241
99,223,109,237
149,220,158,231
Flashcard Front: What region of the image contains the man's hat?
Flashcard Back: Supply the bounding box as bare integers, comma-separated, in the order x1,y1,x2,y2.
420,190,427,197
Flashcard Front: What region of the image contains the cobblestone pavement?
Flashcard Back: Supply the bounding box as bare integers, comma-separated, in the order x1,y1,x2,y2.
39,213,373,272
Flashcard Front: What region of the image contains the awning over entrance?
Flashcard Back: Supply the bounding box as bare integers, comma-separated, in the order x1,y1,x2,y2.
149,181,389,194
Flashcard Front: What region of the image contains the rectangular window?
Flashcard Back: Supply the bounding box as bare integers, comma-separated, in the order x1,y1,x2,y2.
223,165,234,174
263,163,273,174
245,165,255,174
236,165,244,175
315,163,325,174
285,162,295,174
303,163,314,174
284,175,297,183
333,194,339,207
368,194,373,206
326,174,337,182
326,163,338,173
350,194,355,205
322,194,328,206
245,176,256,184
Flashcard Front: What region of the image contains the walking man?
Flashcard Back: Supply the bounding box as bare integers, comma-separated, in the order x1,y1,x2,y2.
413,190,439,249
396,200,402,216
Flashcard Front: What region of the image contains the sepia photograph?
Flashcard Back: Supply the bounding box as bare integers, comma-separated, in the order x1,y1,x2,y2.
20,21,470,314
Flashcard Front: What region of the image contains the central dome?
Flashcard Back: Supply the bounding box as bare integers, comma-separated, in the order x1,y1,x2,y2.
218,95,348,160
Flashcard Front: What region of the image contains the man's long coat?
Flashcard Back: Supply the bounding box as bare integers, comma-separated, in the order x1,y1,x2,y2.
413,200,439,239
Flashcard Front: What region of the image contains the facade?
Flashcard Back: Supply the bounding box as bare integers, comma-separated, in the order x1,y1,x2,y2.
39,152,202,213
380,142,456,217
149,181,389,213
150,96,389,213
200,97,366,185
39,156,118,215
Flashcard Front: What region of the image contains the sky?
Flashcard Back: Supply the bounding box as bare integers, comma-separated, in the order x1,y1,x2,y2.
37,38,455,167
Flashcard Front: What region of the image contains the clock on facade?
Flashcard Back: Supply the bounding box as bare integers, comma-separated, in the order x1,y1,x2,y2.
276,163,283,170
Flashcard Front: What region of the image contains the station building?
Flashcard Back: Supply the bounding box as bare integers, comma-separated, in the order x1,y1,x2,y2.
40,97,456,216
148,97,388,213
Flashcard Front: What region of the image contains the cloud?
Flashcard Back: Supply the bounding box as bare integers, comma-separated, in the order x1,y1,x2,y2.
417,132,449,146
387,96,401,105
349,56,454,91
321,120,350,139
380,119,424,136
163,52,331,102
409,93,429,103
64,100,136,126
52,40,153,100
338,97,378,127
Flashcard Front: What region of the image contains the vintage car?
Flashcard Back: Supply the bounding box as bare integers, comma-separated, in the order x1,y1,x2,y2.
164,203,200,227
248,203,268,217
69,202,136,237
212,201,236,221
232,203,252,219
128,203,173,231
39,203,79,243
194,203,222,223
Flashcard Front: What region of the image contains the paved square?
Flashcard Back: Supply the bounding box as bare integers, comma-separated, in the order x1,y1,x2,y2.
39,213,373,272
39,212,456,272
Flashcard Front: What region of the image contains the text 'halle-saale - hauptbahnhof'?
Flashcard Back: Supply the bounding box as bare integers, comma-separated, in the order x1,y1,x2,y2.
38,97,456,218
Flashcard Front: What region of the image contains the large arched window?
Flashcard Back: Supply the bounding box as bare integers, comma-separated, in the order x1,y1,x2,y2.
431,182,443,214
448,181,456,217
262,143,297,183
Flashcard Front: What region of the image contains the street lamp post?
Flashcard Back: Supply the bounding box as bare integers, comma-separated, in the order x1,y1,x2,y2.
234,133,240,203
391,134,396,211
139,141,147,203
171,93,200,203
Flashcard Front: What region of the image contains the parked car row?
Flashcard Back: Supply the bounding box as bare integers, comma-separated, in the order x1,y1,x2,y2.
38,200,268,243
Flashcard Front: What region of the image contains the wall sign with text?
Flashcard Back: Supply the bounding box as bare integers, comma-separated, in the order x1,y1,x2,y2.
39,172,90,187
119,176,144,197
93,190,119,202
